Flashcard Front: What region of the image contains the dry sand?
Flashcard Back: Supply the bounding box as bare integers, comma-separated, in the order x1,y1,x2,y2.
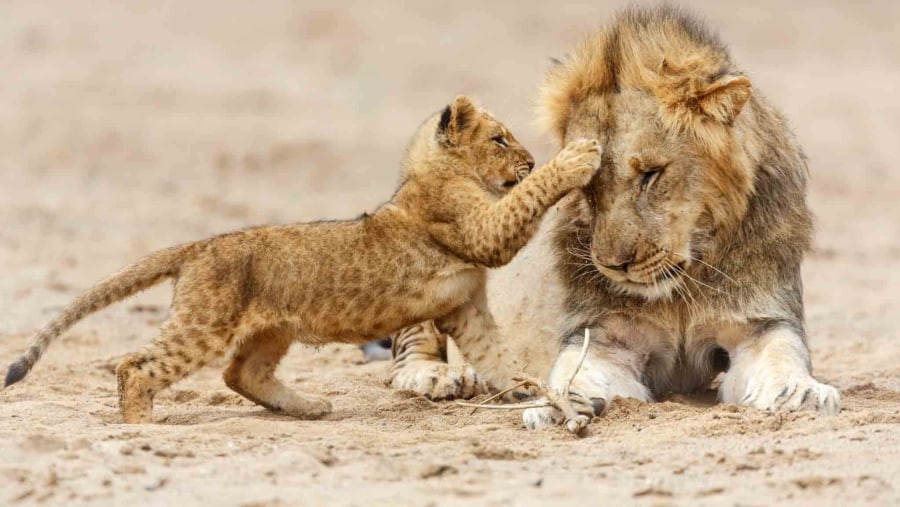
1,1,899,505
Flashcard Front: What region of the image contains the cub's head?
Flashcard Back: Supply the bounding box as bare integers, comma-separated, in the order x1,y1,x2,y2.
405,96,534,195
542,8,758,301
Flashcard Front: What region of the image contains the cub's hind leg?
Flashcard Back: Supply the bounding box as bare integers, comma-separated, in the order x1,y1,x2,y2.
116,319,231,424
223,327,331,419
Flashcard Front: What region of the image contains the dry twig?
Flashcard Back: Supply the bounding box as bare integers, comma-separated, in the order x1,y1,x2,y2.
455,328,593,434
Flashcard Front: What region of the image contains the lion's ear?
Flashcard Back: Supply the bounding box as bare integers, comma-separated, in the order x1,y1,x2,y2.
437,95,478,147
655,60,753,127
692,74,752,125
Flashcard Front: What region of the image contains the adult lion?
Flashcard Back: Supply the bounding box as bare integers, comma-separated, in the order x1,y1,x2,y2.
390,6,840,429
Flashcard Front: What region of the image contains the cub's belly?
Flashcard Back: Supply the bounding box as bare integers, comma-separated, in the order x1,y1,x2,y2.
291,265,484,342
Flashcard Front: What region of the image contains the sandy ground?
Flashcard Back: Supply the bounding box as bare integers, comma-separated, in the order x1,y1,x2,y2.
1,1,899,505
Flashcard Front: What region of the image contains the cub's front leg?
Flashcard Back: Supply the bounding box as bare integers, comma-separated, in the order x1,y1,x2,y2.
435,283,533,397
719,324,840,414
435,138,602,268
389,321,487,400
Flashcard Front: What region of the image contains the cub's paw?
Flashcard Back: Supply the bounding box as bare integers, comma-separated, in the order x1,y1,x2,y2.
282,394,333,419
553,138,602,188
741,374,840,415
522,393,599,430
391,363,486,401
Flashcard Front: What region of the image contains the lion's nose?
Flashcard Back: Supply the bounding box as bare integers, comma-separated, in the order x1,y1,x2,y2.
526,159,535,171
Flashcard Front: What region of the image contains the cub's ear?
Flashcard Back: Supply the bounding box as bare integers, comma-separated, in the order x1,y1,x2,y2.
436,95,478,147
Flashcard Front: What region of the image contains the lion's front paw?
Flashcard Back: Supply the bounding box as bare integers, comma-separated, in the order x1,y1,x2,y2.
741,374,840,415
391,362,486,400
523,404,564,430
522,393,598,430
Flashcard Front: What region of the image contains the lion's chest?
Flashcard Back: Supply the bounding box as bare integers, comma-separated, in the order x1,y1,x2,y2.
601,313,739,395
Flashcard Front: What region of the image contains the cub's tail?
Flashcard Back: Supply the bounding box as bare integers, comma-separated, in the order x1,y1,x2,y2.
4,242,202,387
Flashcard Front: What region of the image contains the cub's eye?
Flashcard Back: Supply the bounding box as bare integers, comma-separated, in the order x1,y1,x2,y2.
640,166,665,191
491,136,508,148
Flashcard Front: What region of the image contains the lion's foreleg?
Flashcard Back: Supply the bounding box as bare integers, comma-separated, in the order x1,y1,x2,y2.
719,324,840,414
523,328,653,430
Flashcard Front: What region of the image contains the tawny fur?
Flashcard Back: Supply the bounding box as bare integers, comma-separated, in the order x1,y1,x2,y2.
4,95,601,423
524,5,839,428
388,6,840,426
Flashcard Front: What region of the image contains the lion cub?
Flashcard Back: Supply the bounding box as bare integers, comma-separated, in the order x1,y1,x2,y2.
4,96,601,423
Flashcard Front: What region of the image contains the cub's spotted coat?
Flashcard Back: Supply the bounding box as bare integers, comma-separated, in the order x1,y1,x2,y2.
4,96,601,423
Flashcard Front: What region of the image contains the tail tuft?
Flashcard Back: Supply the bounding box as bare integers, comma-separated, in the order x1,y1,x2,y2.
3,242,197,387
4,358,30,387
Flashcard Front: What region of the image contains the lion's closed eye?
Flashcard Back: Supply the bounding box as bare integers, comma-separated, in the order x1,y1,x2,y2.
640,166,666,191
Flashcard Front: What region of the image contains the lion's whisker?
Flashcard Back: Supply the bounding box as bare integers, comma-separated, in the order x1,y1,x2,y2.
669,251,740,287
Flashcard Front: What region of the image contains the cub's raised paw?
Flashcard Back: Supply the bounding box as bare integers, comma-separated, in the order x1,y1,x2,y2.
390,362,486,401
554,138,603,188
741,374,840,415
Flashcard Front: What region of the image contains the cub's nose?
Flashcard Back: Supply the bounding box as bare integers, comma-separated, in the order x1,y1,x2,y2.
526,159,535,171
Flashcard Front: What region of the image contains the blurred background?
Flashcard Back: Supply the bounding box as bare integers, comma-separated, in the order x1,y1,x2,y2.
1,0,898,366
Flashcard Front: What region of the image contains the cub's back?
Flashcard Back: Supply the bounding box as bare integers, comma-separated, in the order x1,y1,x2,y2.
232,214,469,339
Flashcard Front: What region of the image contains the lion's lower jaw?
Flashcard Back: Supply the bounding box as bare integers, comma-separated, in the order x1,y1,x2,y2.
606,276,680,302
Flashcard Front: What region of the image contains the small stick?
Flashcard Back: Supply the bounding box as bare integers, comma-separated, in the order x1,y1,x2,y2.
467,379,530,415
565,328,591,393
455,400,552,410
557,328,592,433
455,329,593,435
466,360,530,415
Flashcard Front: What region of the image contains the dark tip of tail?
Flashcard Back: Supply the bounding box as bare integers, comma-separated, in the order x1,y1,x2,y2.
4,359,29,388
